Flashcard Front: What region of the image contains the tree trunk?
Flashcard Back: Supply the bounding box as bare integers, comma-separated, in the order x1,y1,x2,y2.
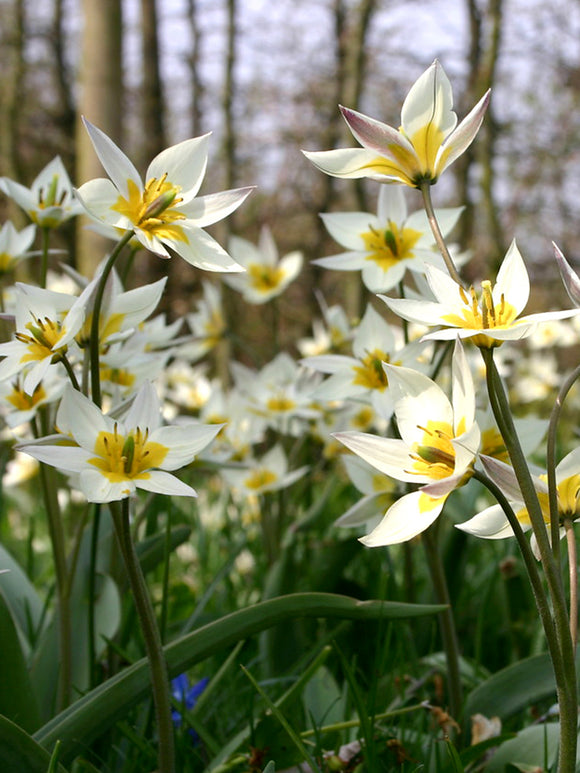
75,0,123,276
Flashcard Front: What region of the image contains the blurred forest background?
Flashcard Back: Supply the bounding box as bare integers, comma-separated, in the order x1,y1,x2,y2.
1,0,580,344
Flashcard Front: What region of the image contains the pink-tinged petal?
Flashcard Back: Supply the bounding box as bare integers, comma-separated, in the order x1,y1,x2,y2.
167,227,244,272
451,338,475,430
320,212,377,250
340,106,419,168
76,179,133,229
147,134,210,201
152,423,223,469
303,148,404,182
360,490,445,546
82,118,142,197
383,363,453,442
401,60,457,139
479,455,535,501
494,240,529,315
456,504,516,539
553,242,580,307
435,89,490,175
333,431,426,484
376,185,408,224
137,470,198,497
179,186,254,226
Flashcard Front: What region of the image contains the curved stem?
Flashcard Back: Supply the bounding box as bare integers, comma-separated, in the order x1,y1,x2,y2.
547,362,580,566
481,347,577,772
110,498,175,773
422,523,462,721
89,231,134,407
420,182,463,286
472,469,560,655
564,518,578,650
59,353,81,392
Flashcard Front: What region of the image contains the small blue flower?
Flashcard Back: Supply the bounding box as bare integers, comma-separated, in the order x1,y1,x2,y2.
170,674,209,737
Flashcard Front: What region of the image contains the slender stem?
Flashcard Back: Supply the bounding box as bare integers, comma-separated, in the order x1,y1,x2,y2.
547,362,580,566
472,469,560,657
59,353,81,391
481,347,577,772
32,414,72,709
420,182,463,286
110,498,175,773
40,227,50,288
421,523,462,721
89,231,134,407
564,519,578,650
88,504,101,690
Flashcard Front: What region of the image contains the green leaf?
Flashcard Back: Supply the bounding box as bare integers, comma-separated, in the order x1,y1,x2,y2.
34,593,444,762
0,544,44,649
0,594,41,732
464,650,580,726
483,724,560,772
303,665,344,730
0,715,68,773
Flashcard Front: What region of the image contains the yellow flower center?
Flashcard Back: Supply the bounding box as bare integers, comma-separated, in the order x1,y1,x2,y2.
89,424,168,483
6,382,46,411
480,427,509,463
557,474,580,519
244,468,278,490
112,176,188,242
409,420,457,480
352,351,390,391
266,395,296,413
441,281,519,348
0,252,16,273
17,318,67,363
100,367,136,388
407,123,446,180
203,310,226,345
361,222,422,270
247,264,284,293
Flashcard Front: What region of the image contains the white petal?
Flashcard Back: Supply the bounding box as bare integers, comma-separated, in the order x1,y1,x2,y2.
401,60,456,139
376,185,407,224
179,186,254,226
152,423,223,470
360,490,445,546
456,505,515,539
147,134,210,200
494,240,529,315
82,118,142,197
168,228,244,272
303,148,402,182
436,89,490,175
137,470,198,497
319,212,375,250
334,431,425,484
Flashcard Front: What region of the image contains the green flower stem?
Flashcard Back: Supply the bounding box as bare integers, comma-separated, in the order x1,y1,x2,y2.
88,505,101,690
421,523,462,721
472,469,560,660
89,231,134,407
546,362,580,566
420,182,463,286
300,704,425,738
481,347,577,772
32,413,72,710
59,353,81,392
40,227,50,288
564,518,578,650
110,498,175,773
